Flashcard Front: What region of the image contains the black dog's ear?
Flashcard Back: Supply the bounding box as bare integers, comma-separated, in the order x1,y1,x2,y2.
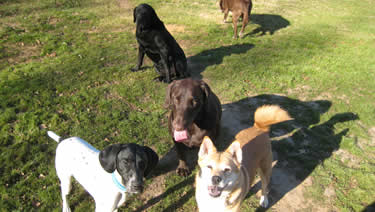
99,144,126,173
142,146,159,177
133,7,137,23
164,81,176,108
200,80,211,99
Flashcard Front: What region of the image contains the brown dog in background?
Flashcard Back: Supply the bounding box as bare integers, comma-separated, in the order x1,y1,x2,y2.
195,105,292,211
220,0,253,38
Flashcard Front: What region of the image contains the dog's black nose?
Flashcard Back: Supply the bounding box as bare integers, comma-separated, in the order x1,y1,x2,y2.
212,176,222,185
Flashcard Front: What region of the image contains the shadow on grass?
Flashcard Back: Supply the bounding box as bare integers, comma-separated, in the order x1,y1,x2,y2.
220,94,358,210
221,14,289,38
132,175,195,212
187,43,255,79
361,201,375,212
248,14,290,37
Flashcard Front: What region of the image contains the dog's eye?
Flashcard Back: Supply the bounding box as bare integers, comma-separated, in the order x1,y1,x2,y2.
123,159,132,165
174,97,180,104
224,168,231,173
191,98,199,107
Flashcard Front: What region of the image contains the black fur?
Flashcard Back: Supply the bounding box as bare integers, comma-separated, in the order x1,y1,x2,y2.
132,4,190,83
99,143,159,193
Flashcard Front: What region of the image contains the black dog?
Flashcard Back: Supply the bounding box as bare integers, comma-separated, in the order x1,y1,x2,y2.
132,4,190,83
164,78,222,176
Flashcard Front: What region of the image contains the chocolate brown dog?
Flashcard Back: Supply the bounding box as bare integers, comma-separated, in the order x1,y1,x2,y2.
220,0,253,38
165,78,222,176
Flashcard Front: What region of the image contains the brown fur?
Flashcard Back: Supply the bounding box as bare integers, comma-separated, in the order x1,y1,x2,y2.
165,78,222,176
195,105,292,211
220,0,253,38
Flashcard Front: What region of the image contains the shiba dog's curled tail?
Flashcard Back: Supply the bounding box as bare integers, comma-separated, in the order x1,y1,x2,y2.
253,105,292,132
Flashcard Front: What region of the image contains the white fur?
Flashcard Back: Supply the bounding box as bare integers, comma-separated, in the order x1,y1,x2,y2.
195,166,239,212
260,195,269,208
49,131,127,212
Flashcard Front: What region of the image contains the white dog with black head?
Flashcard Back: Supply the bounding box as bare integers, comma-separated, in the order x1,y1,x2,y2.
47,131,159,212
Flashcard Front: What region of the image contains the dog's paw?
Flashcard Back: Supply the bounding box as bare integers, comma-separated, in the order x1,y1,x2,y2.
131,67,139,72
176,166,191,177
259,195,269,208
153,76,164,82
62,206,72,212
239,32,246,39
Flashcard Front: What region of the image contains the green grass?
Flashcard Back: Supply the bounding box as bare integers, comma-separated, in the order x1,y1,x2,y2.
1,0,374,211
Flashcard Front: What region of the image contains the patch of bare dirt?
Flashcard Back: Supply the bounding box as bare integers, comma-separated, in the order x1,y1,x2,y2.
368,127,375,145
165,24,186,34
333,149,361,168
3,43,41,65
116,0,132,10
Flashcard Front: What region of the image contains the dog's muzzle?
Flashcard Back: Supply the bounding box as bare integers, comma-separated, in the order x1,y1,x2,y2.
208,185,223,197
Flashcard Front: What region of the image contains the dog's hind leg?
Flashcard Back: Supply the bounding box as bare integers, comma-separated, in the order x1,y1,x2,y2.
232,12,240,38
131,46,146,72
258,152,272,208
59,175,72,212
239,11,249,38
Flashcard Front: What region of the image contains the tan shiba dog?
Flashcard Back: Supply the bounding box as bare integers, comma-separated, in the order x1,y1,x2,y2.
195,105,292,212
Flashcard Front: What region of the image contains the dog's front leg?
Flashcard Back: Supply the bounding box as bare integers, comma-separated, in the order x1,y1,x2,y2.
95,193,124,212
131,46,145,72
223,10,229,23
160,54,171,83
175,142,191,176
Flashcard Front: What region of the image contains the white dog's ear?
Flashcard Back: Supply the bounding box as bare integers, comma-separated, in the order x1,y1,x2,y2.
198,136,217,158
226,141,242,165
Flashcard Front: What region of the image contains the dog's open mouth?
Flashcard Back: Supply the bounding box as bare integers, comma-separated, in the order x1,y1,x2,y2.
208,185,223,197
174,130,188,142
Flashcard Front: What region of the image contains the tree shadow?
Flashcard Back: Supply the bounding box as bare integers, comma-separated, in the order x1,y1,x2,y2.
187,43,255,79
131,175,195,212
220,94,359,210
247,14,290,37
147,145,199,179
361,201,375,212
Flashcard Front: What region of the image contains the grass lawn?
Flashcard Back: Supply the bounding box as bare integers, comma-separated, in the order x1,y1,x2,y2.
0,0,374,211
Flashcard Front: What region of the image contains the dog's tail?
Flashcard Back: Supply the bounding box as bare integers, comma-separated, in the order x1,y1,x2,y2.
253,105,292,132
47,131,62,143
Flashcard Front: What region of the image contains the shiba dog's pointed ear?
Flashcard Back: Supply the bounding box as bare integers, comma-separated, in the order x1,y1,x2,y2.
199,136,217,158
225,141,242,165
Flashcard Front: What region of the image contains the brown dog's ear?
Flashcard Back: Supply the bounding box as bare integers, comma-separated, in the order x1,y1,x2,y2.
226,141,242,165
199,80,211,100
198,136,217,159
164,81,176,108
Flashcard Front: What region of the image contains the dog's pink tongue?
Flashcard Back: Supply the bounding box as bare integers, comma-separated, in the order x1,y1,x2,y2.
208,186,222,197
174,130,188,142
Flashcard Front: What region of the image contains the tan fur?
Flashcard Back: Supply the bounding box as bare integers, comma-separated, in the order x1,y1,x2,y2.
220,0,253,38
196,105,292,211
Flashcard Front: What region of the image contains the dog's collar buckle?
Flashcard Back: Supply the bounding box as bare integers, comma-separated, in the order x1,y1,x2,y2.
112,173,127,192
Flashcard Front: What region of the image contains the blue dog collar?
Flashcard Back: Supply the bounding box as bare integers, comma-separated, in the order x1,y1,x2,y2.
112,173,127,192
